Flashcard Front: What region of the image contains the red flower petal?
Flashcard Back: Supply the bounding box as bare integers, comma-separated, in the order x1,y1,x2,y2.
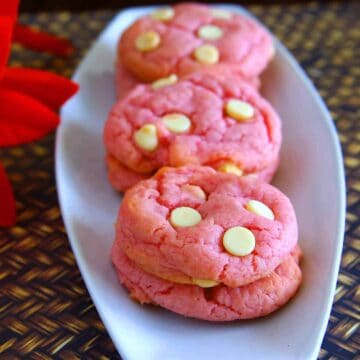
0,162,16,227
0,88,60,147
13,24,74,57
0,0,20,19
0,16,13,79
2,68,79,109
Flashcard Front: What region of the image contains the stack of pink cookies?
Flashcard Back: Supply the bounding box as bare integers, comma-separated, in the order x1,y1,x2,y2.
104,3,302,321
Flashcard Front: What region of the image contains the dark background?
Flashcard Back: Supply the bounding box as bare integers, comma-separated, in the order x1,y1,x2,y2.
19,0,325,12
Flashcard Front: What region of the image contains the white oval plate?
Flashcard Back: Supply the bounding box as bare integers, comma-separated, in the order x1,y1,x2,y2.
56,5,346,360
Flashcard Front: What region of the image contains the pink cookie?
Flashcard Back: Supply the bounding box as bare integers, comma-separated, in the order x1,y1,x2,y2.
115,62,142,100
118,3,273,82
106,154,148,191
112,241,302,321
115,166,298,288
104,71,281,191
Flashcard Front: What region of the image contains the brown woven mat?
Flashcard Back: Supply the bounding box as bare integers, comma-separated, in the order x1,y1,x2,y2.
0,2,359,359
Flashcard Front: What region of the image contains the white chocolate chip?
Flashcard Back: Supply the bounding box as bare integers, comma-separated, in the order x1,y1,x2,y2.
182,184,207,200
244,173,258,181
217,162,243,176
245,200,275,220
170,206,202,227
162,113,191,134
135,31,161,52
133,124,158,151
192,278,219,288
223,226,255,256
197,25,223,40
151,74,178,90
211,8,232,20
194,44,219,65
151,7,174,21
225,99,255,122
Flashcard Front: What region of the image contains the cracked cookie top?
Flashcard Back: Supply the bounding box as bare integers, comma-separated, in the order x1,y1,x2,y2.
115,166,298,288
104,71,282,185
118,3,274,82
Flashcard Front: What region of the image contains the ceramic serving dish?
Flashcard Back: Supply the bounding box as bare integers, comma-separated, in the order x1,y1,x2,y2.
56,5,346,359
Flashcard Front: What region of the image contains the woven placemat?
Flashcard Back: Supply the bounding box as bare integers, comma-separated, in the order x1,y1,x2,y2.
0,2,359,359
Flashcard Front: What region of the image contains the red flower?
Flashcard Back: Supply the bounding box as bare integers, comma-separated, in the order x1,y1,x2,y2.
0,163,16,227
0,1,79,227
0,16,13,78
13,24,74,57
